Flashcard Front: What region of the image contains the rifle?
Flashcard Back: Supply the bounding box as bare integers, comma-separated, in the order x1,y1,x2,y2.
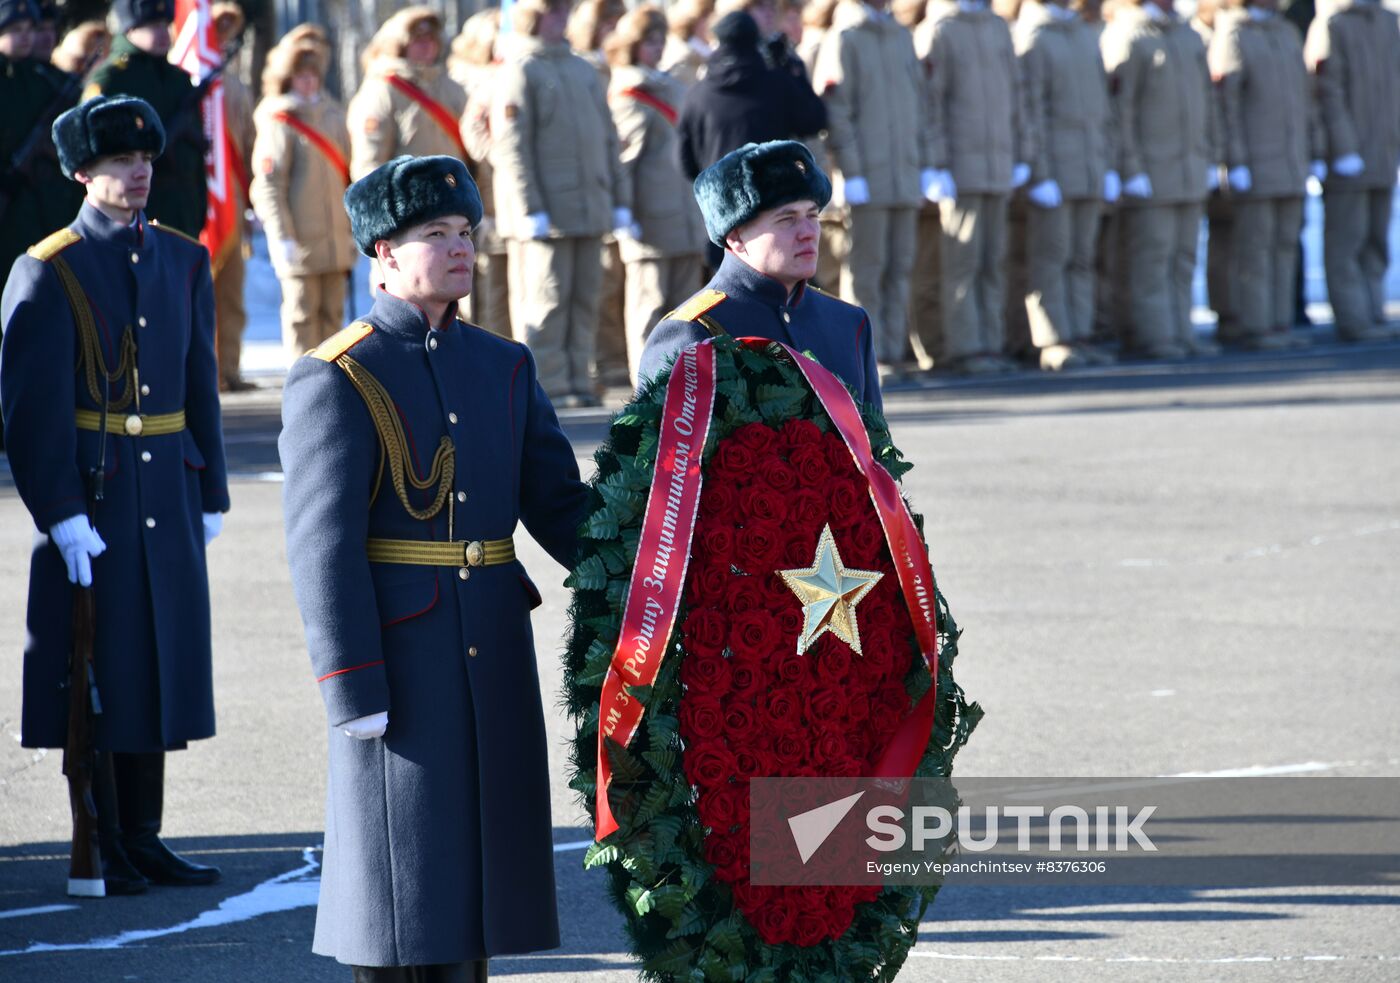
0,60,92,221
62,389,109,898
161,37,245,156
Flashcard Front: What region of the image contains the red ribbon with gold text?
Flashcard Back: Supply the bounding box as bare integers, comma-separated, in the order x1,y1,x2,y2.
594,339,940,840
596,343,718,840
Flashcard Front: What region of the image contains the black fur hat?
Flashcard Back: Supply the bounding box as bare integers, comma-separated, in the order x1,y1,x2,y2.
344,155,484,257
52,95,166,178
0,0,39,33
694,140,832,247
113,0,175,33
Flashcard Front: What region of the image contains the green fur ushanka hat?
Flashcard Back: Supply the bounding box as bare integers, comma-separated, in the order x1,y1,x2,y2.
694,140,832,247
52,96,166,179
344,155,484,256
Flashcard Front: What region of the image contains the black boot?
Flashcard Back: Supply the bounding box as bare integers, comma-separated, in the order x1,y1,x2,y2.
114,752,220,886
92,753,148,895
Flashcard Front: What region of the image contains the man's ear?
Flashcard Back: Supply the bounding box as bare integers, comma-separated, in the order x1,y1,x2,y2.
73,170,93,186
373,238,397,270
725,230,746,256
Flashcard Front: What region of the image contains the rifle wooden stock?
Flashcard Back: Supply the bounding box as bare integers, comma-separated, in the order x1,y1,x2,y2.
63,584,104,898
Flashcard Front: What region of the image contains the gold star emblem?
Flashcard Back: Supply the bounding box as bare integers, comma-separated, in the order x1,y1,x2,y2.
779,524,883,656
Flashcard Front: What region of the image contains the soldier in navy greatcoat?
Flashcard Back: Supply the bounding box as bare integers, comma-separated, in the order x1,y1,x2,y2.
639,140,883,411
1,95,229,895
279,154,589,981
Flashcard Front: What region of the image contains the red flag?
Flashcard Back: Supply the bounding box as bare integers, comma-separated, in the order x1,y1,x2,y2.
171,0,239,274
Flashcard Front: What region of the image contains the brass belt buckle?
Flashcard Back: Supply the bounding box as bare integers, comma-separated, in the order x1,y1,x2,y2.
124,414,143,436
464,540,485,567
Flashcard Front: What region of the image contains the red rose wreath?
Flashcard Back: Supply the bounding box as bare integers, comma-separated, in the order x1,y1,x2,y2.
564,337,981,980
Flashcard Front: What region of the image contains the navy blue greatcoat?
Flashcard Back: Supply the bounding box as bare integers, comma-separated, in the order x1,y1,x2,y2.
639,251,883,411
1,203,228,753
278,292,589,967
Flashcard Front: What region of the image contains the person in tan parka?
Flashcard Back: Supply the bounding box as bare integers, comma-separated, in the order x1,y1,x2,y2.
916,0,1034,373
491,0,633,406
348,7,468,181
1100,0,1220,358
660,0,715,89
605,6,706,384
451,8,512,338
211,2,255,390
249,41,357,359
1304,0,1400,342
814,0,932,376
1210,0,1320,350
1014,0,1118,369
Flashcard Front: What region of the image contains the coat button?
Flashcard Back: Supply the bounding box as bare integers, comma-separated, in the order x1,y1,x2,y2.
448,412,458,424
456,491,467,503
130,252,140,263
141,384,151,396
141,451,152,462
138,316,148,327
145,517,156,528
468,646,478,658
458,567,470,580
781,310,791,323
428,336,439,350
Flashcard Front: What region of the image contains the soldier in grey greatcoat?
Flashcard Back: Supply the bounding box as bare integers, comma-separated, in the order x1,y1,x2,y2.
280,155,589,981
2,96,228,895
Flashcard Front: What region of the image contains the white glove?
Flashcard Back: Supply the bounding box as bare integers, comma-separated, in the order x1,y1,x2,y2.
1227,166,1252,193
1332,153,1364,178
203,512,223,545
611,207,636,237
1123,173,1153,199
1011,162,1031,189
525,212,551,240
1309,160,1327,182
844,176,870,206
50,515,106,588
271,238,299,268
1027,178,1062,208
343,711,389,739
923,169,956,203
1206,166,1221,192
1103,170,1122,203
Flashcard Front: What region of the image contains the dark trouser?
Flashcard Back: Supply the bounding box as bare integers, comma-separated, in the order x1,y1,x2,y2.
352,962,487,982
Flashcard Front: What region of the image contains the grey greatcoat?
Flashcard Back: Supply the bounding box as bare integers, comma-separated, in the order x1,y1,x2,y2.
279,292,589,966
1,203,229,753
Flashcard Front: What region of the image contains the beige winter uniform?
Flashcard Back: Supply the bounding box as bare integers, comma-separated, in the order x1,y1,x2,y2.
1101,4,1218,354
916,1,1031,362
660,33,710,89
1211,10,1314,338
1015,2,1113,352
491,35,629,398
216,69,255,385
249,94,357,358
815,1,928,366
608,65,705,384
1305,0,1400,338
348,57,469,179
458,62,511,338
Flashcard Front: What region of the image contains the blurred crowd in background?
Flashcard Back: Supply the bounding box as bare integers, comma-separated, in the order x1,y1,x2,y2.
2,0,1398,405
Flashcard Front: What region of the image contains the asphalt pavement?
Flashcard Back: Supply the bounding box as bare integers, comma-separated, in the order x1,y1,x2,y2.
2,336,1398,982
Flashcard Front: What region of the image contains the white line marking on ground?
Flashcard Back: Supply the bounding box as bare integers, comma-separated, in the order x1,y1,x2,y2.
0,847,321,957
229,471,285,483
0,905,78,922
1168,762,1342,778
554,840,592,853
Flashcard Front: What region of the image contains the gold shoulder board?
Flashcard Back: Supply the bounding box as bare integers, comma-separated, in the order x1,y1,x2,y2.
149,221,202,246
27,228,82,261
665,289,726,323
309,322,375,362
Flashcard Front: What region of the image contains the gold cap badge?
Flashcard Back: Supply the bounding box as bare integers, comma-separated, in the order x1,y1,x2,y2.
135,115,145,130
445,173,457,188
